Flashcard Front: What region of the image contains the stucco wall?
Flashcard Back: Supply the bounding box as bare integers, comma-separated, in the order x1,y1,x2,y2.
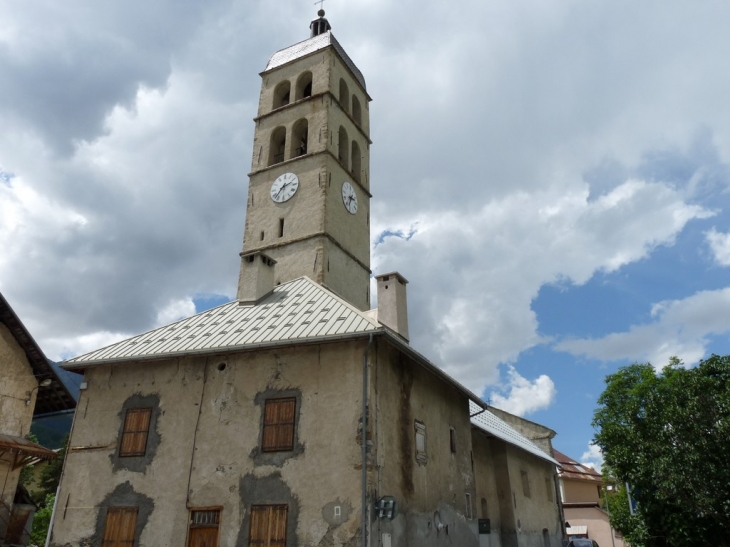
51,341,368,547
564,506,626,547
0,322,37,510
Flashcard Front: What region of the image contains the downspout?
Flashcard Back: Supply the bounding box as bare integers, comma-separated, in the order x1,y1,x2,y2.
362,333,374,547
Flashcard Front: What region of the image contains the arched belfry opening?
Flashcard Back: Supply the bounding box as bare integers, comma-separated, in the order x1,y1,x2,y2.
310,9,331,37
352,95,362,126
273,81,291,109
351,141,361,181
338,126,349,169
339,79,350,113
291,118,308,158
296,71,313,101
269,126,287,166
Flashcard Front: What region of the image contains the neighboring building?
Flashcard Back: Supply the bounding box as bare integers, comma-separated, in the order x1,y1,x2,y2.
553,448,625,547
49,11,564,547
0,292,76,545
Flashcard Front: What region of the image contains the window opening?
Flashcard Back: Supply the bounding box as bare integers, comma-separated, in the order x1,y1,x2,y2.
279,219,284,238
291,118,308,158
188,509,221,547
352,95,362,126
521,470,531,498
268,127,287,166
350,141,361,182
119,408,152,457
414,420,427,465
465,494,472,519
339,79,349,113
262,398,296,452
102,507,138,547
249,504,288,547
273,81,291,109
338,126,349,169
260,231,265,241
449,427,456,454
295,72,313,100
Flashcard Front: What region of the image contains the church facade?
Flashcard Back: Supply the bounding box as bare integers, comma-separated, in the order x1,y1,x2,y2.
50,12,563,547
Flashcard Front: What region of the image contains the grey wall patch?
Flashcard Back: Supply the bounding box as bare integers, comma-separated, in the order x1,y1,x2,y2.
238,471,300,547
249,388,304,467
322,498,352,527
80,481,154,547
110,393,162,473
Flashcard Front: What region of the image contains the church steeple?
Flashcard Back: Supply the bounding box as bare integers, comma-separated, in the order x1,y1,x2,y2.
310,9,331,37
237,15,372,310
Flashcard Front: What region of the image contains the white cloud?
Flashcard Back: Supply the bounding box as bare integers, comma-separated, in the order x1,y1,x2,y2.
155,297,196,328
706,229,730,266
374,179,709,393
581,443,603,473
489,366,556,417
555,287,730,366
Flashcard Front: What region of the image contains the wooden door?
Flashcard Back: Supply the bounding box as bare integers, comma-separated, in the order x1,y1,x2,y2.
187,526,219,547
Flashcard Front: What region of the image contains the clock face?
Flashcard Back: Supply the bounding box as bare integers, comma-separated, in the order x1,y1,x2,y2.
270,173,299,203
341,182,358,214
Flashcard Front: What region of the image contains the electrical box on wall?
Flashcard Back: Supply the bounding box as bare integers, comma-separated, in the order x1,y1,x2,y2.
375,496,398,520
478,519,491,534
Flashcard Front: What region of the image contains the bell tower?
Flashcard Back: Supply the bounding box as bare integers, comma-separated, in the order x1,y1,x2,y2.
237,10,372,310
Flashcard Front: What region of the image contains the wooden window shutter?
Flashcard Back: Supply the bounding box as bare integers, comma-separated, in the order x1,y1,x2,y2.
188,509,221,547
102,507,138,547
119,408,152,457
262,398,296,452
249,505,288,547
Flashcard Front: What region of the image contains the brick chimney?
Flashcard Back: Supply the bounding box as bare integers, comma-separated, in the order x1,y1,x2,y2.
375,272,409,342
237,252,277,305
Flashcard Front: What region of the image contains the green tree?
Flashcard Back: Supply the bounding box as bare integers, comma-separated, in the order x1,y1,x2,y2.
36,433,68,500
29,493,55,546
593,355,730,547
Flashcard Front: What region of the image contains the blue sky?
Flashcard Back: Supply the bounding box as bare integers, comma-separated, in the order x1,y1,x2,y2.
2,0,730,469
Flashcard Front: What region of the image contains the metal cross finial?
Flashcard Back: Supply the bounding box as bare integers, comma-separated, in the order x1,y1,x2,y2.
314,0,325,10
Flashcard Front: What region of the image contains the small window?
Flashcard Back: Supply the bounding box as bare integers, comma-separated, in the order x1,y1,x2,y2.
262,398,296,452
119,408,152,457
249,504,288,547
449,427,456,454
465,493,472,519
102,507,138,547
188,509,221,547
521,470,531,498
278,218,284,238
414,420,427,465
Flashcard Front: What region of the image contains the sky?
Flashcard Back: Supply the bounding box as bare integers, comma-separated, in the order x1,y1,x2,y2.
2,0,730,469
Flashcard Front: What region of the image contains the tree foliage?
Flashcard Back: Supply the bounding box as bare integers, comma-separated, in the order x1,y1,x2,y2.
593,355,730,547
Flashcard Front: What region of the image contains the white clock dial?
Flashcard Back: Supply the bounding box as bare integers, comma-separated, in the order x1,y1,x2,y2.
270,173,299,203
341,182,358,214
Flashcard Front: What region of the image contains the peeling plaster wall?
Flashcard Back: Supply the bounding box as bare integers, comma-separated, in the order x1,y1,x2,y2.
370,341,480,547
51,341,366,546
0,322,37,513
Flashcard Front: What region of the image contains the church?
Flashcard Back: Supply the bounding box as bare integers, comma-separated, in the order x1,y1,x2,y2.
49,11,563,547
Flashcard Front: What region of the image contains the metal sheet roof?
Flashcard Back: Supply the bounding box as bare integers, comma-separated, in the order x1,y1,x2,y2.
470,402,559,466
0,433,57,461
553,448,602,482
265,32,366,90
64,277,380,367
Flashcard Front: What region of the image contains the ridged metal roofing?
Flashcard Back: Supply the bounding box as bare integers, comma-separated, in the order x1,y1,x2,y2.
470,402,559,466
65,277,379,367
265,31,366,90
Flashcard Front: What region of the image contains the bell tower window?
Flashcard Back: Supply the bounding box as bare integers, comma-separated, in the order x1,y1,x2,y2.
291,119,309,158
339,79,350,113
352,95,362,126
273,81,291,110
338,126,349,170
350,141,361,182
269,127,287,166
296,72,313,100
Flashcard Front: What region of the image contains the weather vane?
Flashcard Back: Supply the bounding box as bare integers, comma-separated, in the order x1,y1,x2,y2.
314,0,325,10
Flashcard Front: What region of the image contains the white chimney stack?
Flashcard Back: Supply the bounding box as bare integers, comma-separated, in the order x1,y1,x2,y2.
237,252,277,305
375,272,409,342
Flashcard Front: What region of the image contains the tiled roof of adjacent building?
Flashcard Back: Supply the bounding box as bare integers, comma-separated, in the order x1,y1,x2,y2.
64,277,379,367
552,448,602,482
471,402,560,466
265,31,367,90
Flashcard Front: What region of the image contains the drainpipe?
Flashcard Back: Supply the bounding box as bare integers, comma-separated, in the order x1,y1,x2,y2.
362,333,373,547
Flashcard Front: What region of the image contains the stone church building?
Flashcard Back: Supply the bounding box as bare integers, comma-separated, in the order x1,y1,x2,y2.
50,11,563,547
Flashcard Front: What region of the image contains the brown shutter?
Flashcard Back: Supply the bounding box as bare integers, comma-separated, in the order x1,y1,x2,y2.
262,398,295,452
249,505,288,547
120,408,152,457
102,507,138,547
